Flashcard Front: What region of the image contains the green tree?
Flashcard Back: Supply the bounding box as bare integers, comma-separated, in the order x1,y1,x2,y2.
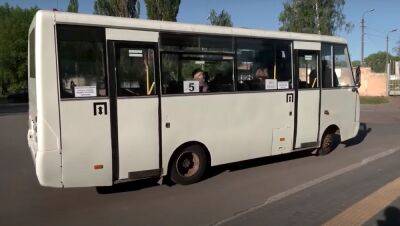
67,0,79,13
144,0,180,21
352,60,361,67
94,0,140,18
207,9,233,27
0,3,38,95
279,0,352,35
364,51,400,73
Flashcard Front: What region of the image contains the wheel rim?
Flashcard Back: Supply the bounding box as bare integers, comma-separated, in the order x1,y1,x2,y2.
323,136,333,150
176,151,200,178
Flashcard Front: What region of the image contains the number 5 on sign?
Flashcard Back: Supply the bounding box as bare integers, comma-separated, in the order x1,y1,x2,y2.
183,81,199,93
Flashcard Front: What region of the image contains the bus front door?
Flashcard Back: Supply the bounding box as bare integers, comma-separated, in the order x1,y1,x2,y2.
294,49,321,149
108,38,161,181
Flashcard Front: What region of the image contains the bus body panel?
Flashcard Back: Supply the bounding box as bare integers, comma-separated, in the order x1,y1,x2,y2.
117,98,159,179
59,100,113,187
320,88,359,142
28,11,63,187
28,14,37,160
161,91,294,170
35,150,62,187
295,90,320,148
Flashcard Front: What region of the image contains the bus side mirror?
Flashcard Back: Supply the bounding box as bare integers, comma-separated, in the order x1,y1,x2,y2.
355,66,361,87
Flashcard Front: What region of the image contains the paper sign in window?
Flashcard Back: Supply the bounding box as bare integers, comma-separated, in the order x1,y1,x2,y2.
305,55,313,61
74,86,97,97
265,79,277,90
183,81,199,93
129,49,143,57
278,81,289,89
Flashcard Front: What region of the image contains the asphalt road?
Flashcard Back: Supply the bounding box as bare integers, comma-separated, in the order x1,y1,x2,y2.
1,102,400,226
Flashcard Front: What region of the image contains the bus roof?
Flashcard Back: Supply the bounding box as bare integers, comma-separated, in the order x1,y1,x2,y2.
39,10,347,44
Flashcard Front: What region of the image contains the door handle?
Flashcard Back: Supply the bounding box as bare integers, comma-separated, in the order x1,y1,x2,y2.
324,110,329,115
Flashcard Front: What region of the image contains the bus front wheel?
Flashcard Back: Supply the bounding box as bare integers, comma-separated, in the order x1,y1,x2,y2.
170,144,208,185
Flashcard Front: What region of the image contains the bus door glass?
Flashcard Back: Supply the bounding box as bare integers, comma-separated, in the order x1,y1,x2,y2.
294,46,321,149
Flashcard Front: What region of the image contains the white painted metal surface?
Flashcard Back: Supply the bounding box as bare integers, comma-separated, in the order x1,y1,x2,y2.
106,28,159,42
117,98,159,179
161,92,294,170
293,41,321,50
28,11,63,187
296,90,320,148
60,100,113,187
320,89,359,142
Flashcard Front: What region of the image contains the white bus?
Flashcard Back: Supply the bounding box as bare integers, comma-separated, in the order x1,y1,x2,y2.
27,10,360,188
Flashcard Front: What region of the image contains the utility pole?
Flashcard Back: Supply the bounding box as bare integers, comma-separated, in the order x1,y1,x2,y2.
361,9,375,66
387,34,390,95
361,17,365,65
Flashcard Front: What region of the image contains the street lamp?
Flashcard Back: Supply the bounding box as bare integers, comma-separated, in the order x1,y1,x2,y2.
361,9,375,66
386,29,398,74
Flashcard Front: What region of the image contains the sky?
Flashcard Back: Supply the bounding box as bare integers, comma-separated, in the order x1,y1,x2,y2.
2,0,400,61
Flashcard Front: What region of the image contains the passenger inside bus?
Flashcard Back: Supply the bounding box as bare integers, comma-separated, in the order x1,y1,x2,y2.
299,69,318,89
192,68,208,92
255,67,269,80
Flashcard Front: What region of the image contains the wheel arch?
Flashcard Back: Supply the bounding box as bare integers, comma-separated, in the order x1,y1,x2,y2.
320,124,341,141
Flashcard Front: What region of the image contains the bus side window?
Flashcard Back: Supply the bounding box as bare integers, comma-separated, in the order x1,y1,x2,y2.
57,25,108,98
333,45,354,87
236,38,292,91
275,43,292,87
236,38,274,91
160,34,235,94
322,44,333,88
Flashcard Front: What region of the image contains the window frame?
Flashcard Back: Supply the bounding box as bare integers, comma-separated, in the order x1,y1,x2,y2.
56,24,109,100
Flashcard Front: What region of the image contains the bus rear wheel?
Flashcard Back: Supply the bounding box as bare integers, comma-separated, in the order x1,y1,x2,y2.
170,144,208,185
317,133,335,156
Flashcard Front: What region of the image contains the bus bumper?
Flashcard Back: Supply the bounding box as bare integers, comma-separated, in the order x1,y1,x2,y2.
35,150,63,187
27,130,63,188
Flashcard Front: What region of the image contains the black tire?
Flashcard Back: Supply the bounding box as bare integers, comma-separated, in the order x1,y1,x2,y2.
170,144,208,185
317,132,335,156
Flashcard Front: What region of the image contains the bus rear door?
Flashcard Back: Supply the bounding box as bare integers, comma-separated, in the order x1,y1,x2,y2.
107,29,161,182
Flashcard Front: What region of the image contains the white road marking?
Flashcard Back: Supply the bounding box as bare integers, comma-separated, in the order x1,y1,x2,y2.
213,147,400,226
